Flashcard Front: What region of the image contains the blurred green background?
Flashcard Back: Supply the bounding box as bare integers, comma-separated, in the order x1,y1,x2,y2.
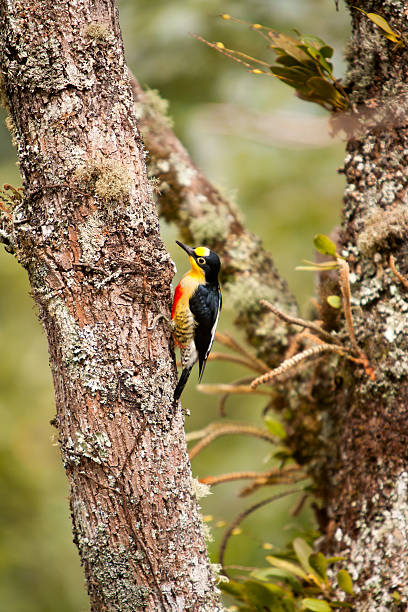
0,1,349,610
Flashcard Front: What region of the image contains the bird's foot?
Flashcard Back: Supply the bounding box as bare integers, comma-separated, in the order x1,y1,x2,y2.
148,313,176,332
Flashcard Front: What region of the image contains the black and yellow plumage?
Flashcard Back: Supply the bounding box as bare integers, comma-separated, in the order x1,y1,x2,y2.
171,241,222,401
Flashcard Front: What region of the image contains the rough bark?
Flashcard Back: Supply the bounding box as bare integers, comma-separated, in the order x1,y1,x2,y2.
127,6,408,610
0,0,222,610
235,3,408,607
318,3,408,609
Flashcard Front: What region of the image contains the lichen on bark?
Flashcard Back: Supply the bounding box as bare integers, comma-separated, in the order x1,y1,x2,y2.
0,0,223,609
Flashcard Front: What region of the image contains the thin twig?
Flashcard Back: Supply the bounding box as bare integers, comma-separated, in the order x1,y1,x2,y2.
201,470,275,486
188,423,276,461
337,258,375,381
207,351,266,374
250,343,347,389
197,383,273,395
239,470,307,497
390,254,408,290
290,493,309,517
215,332,270,373
337,259,358,352
219,489,302,577
193,34,271,74
199,466,303,488
260,299,342,345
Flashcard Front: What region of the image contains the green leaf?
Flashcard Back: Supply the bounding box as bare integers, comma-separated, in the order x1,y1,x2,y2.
306,77,345,108
220,580,245,597
251,567,302,591
308,553,327,580
337,569,354,595
267,30,311,63
319,45,334,59
327,295,341,309
266,555,309,581
275,54,303,67
296,259,339,272
313,234,337,257
298,34,327,50
242,580,295,611
355,8,402,42
298,44,319,59
325,556,346,564
366,12,399,36
297,45,333,75
271,64,315,85
302,599,331,612
293,538,314,574
385,33,399,43
264,416,287,439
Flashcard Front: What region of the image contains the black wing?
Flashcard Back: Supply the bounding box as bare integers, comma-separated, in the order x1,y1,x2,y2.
189,283,222,381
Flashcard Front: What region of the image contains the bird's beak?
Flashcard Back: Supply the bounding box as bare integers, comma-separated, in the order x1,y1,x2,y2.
176,241,195,257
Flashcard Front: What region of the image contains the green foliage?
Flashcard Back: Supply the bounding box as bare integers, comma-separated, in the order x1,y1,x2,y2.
309,553,328,581
313,234,337,257
268,31,347,111
223,579,296,611
336,570,354,595
302,599,331,612
326,295,341,309
203,15,348,112
221,538,355,610
264,415,287,439
296,234,340,272
354,8,405,46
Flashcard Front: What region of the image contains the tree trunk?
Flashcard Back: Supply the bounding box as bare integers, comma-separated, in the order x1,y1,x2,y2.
0,0,222,609
317,2,408,609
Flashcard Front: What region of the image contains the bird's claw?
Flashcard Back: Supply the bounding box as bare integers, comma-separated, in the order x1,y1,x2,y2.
148,313,175,332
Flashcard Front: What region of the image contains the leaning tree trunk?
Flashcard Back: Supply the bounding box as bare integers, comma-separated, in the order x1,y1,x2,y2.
0,0,222,609
317,2,408,609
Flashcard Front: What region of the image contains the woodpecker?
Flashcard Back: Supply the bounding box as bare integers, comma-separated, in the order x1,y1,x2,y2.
171,241,222,402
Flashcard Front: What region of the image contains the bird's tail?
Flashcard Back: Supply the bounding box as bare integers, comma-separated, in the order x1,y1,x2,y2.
174,366,193,402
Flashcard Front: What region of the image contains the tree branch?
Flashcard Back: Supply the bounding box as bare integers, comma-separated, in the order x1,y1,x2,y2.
129,72,298,364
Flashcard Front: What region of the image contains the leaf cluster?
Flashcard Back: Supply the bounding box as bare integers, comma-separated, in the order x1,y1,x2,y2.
199,15,348,113
221,537,354,611
267,31,347,111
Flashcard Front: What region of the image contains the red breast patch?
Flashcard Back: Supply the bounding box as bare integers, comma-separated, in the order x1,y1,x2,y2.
171,282,183,319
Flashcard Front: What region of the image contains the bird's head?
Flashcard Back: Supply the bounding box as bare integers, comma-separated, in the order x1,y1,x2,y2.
176,241,221,283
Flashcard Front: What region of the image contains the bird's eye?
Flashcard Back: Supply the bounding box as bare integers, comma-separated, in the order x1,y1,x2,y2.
197,257,206,265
